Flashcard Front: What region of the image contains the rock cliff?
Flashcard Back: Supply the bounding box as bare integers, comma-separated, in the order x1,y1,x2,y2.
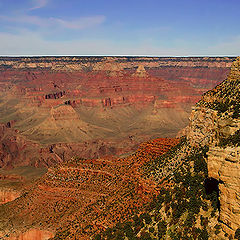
184,104,240,235
207,146,240,234
0,188,20,205
182,57,240,236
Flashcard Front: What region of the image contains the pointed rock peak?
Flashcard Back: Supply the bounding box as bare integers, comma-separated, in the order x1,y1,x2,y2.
133,65,148,77
136,65,146,73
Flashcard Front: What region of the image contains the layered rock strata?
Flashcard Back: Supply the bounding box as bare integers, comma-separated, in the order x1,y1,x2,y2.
0,57,233,168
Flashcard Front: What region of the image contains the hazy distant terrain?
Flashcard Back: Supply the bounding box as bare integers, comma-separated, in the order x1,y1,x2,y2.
0,57,234,167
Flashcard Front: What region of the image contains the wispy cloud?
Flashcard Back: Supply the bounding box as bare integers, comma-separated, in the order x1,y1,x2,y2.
0,15,48,27
0,30,195,56
30,0,48,10
0,14,106,30
54,16,106,30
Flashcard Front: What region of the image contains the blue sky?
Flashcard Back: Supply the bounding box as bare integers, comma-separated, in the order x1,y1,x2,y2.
0,0,239,56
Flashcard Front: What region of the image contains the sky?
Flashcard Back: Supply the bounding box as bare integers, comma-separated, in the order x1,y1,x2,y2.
0,0,240,56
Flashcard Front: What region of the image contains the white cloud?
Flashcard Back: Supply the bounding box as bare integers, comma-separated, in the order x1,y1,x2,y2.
54,16,106,30
0,31,114,55
30,0,48,10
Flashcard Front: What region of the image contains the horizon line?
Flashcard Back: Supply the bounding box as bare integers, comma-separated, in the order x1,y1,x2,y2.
0,55,238,58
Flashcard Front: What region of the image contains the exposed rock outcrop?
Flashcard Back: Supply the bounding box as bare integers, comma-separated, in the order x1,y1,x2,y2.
187,57,240,235
0,188,21,205
133,65,148,77
187,106,240,234
207,146,240,234
0,229,54,240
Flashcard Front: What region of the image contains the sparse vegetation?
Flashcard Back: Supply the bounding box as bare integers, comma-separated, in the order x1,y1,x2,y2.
235,228,240,240
94,144,221,239
198,57,240,119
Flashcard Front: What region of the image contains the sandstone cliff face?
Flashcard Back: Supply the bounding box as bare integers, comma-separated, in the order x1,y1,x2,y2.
183,57,240,235
0,229,54,240
187,107,240,234
185,107,219,147
182,108,240,236
207,146,240,234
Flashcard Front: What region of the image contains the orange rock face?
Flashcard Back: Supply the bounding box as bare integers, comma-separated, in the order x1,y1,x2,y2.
0,189,21,205
0,57,232,109
207,147,240,234
2,229,54,240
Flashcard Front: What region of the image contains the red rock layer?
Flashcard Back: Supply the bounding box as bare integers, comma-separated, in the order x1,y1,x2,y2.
0,68,230,109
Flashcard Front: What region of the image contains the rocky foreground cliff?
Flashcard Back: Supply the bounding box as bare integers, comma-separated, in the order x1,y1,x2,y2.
195,57,240,236
93,58,240,240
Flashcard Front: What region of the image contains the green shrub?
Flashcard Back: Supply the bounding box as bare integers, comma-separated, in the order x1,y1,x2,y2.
123,222,135,239
198,227,209,240
219,130,240,147
140,231,152,240
133,215,144,228
140,213,152,224
214,224,221,235
94,234,102,240
206,191,218,210
157,220,167,238
194,154,208,175
149,227,155,233
184,213,195,228
235,228,240,240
